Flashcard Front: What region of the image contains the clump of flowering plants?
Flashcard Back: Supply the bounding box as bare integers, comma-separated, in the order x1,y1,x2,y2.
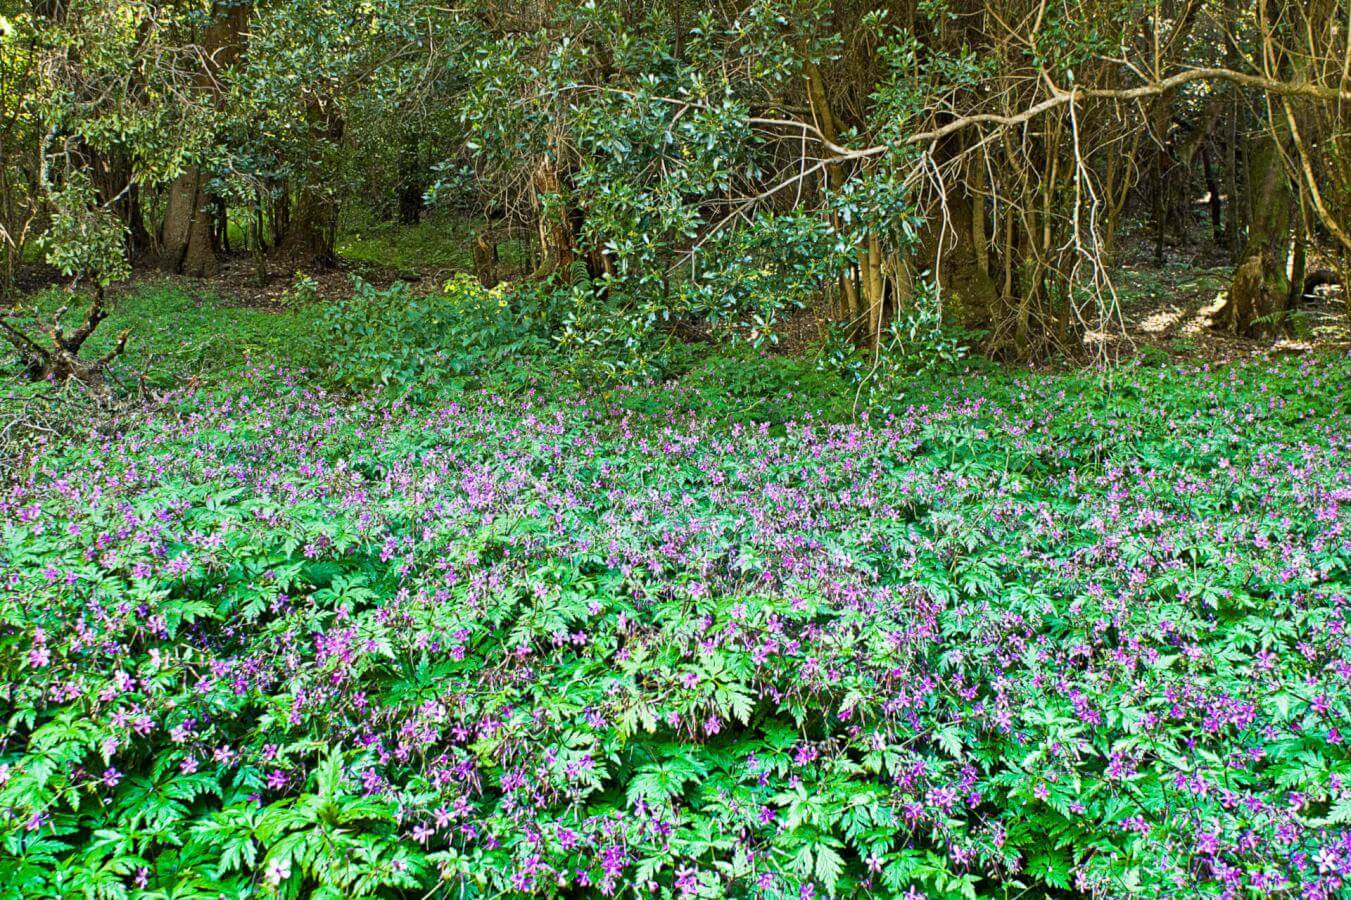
1,353,1349,898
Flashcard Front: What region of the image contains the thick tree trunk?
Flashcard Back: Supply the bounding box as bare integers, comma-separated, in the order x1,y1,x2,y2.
275,96,344,266
924,188,998,331
91,150,151,260
1219,135,1293,337
276,187,338,265
159,168,219,276
155,2,248,276
532,159,578,278
473,229,499,288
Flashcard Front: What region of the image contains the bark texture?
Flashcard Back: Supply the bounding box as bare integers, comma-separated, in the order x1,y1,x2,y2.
159,168,219,276
1218,123,1294,336
156,2,248,276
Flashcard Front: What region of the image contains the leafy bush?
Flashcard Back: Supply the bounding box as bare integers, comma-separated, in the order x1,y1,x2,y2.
683,212,842,348
277,272,320,309
40,174,131,289
1,352,1349,897
651,345,855,426
321,275,550,397
819,279,975,412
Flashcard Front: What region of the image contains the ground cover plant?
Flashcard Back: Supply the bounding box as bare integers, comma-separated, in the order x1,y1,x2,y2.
3,1,1350,895
1,344,1349,898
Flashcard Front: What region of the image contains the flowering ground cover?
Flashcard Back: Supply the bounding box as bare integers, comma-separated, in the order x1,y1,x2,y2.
1,353,1350,898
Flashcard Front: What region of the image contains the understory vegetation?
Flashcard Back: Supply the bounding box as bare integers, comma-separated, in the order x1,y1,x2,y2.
0,283,1348,897
2,0,1350,897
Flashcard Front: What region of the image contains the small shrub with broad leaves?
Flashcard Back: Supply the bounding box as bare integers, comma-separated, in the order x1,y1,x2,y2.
320,275,550,398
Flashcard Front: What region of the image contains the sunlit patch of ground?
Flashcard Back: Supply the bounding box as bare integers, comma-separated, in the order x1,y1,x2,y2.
1103,259,1348,361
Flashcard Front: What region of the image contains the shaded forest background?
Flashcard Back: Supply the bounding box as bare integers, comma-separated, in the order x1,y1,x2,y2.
0,0,1348,381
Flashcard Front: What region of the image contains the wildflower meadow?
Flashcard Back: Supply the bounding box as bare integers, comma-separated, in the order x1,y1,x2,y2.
2,351,1348,897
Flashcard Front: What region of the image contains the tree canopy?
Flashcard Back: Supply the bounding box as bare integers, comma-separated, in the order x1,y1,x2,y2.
1,0,1347,368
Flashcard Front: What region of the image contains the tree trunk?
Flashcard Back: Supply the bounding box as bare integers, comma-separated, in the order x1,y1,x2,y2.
276,186,338,265
1219,134,1293,337
1218,0,1302,338
158,168,219,276
533,158,578,278
275,95,344,266
91,150,151,260
396,132,423,224
473,229,499,288
924,187,998,331
1200,144,1223,244
1287,191,1311,311
155,1,248,276
1223,101,1243,259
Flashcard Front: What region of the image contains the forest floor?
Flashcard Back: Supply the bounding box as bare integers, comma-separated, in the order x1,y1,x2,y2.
2,215,1350,897
8,213,1344,368
1,272,1348,896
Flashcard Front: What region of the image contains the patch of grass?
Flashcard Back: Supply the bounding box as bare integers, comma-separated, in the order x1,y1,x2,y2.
1113,264,1229,308
337,216,473,274
336,214,530,277
4,283,321,385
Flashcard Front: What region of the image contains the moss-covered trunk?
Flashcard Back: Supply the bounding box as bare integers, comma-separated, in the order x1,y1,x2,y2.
276,186,338,265
1218,123,1294,338
275,98,344,266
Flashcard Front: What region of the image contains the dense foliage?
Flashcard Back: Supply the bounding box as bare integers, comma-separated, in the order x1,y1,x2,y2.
1,0,1348,895
2,346,1349,897
3,0,1347,369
